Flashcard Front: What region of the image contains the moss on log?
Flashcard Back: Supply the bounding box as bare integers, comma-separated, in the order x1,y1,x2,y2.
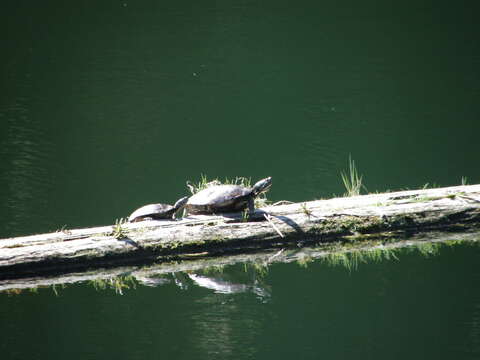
1,184,480,278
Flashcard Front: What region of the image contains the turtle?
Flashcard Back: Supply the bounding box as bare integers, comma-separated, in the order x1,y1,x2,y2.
185,177,272,215
128,196,189,222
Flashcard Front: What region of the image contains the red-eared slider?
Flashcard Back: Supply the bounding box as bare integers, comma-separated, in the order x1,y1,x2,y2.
186,177,272,215
128,196,188,222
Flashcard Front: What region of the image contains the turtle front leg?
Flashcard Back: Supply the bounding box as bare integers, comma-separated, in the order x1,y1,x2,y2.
247,198,255,218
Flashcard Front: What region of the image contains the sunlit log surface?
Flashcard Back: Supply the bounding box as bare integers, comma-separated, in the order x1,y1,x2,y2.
1,184,480,279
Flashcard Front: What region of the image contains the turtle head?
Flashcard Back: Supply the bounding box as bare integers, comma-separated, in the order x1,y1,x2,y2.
252,177,272,195
173,196,189,211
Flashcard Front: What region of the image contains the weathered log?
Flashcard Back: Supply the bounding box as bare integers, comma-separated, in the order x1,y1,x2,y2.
1,230,478,294
1,184,480,278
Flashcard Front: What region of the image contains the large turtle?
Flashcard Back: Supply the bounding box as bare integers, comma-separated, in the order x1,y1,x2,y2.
186,177,272,215
128,196,188,222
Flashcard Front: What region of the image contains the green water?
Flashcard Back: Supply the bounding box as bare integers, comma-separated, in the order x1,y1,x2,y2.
1,1,480,359
1,244,480,359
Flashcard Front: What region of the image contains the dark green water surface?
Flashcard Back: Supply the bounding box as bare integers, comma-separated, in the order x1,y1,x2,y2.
1,1,480,359
1,244,480,360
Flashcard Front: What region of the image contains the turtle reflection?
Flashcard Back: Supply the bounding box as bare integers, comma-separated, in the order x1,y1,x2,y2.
133,266,271,301
187,273,271,300
133,275,171,287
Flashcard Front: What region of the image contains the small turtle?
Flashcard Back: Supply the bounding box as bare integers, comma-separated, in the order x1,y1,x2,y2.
128,196,188,222
186,177,272,215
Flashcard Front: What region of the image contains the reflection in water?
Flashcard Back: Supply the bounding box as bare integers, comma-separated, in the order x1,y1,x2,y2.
189,273,250,293
188,273,271,301
133,268,271,302
133,275,171,287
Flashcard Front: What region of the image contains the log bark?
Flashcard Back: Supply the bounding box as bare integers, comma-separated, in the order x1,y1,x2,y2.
1,184,480,278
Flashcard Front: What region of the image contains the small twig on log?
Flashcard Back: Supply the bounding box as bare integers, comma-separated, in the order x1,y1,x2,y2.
264,213,285,238
457,194,480,203
272,200,295,206
267,248,284,263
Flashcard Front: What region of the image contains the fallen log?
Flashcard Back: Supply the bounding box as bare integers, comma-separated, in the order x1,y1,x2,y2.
1,230,478,294
1,184,480,278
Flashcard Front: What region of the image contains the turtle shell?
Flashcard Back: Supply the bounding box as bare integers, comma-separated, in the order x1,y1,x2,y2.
128,203,175,222
186,184,253,215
